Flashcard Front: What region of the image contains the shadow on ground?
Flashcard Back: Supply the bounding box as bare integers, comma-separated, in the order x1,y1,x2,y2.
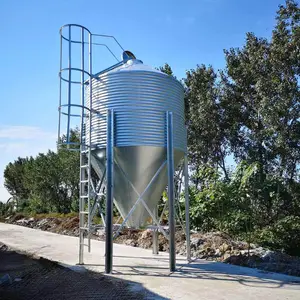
0,245,168,300
84,254,300,290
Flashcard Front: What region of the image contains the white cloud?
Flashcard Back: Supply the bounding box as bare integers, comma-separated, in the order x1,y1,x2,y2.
0,142,27,153
0,125,57,140
0,126,57,202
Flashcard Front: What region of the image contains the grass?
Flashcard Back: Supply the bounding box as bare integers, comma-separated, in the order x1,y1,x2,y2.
31,212,78,219
2,212,79,222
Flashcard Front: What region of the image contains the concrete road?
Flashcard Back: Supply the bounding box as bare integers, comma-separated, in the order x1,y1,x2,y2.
0,223,299,300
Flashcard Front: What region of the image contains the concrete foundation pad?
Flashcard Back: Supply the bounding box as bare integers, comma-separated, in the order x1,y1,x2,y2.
1,223,299,299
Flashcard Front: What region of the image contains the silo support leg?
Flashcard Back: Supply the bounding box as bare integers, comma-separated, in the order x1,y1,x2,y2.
167,111,176,272
105,109,114,274
152,206,159,255
184,154,191,262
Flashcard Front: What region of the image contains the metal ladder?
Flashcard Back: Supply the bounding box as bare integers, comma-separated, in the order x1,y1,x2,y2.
79,118,92,263
58,24,130,267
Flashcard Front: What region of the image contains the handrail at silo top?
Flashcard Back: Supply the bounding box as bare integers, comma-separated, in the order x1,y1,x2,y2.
60,24,122,63
60,37,120,62
92,33,124,51
60,24,92,35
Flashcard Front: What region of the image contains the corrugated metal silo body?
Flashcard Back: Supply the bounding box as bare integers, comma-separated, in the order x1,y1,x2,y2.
86,59,186,228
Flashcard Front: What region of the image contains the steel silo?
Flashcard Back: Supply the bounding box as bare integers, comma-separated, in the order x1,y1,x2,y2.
85,59,186,227
58,24,191,272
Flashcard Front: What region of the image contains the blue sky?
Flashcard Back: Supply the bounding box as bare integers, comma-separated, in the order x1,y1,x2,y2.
0,0,285,201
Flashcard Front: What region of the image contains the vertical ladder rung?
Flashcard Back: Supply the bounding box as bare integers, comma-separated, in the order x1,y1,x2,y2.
80,227,89,231
80,165,89,168
80,180,89,183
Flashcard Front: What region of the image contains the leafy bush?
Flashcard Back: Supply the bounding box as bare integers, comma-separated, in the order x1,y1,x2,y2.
27,198,49,214
256,216,300,256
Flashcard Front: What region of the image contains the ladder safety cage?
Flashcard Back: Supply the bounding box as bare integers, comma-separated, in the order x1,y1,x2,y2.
57,24,125,264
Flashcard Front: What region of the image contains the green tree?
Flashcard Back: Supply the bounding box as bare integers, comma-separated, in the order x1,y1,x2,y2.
24,148,80,214
222,0,300,180
157,63,175,77
184,65,230,181
3,128,81,214
4,157,32,209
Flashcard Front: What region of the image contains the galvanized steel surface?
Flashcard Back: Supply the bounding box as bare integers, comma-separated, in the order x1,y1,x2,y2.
85,60,186,151
91,147,184,228
86,60,186,227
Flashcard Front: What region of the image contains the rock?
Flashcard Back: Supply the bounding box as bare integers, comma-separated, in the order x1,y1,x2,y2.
37,219,48,227
0,244,8,251
28,217,35,222
225,254,245,265
240,247,267,257
37,219,51,230
232,250,240,255
112,224,120,231
194,249,206,258
204,246,211,253
125,239,137,247
16,218,29,225
253,246,265,254
96,229,105,238
222,253,231,260
260,250,293,264
141,229,152,240
197,248,206,254
219,243,230,253
215,249,221,256
237,242,249,250
190,237,203,248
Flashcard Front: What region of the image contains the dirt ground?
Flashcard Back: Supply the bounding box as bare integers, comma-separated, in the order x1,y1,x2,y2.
0,243,158,300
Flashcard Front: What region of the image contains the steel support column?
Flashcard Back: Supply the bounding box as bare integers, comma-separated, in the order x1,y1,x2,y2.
184,154,191,261
152,206,159,255
105,109,114,274
167,111,176,272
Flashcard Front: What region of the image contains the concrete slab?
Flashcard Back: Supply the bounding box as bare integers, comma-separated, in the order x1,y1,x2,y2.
0,223,300,300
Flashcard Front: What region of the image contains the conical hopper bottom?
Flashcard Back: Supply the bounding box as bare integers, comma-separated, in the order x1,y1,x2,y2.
91,146,183,228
